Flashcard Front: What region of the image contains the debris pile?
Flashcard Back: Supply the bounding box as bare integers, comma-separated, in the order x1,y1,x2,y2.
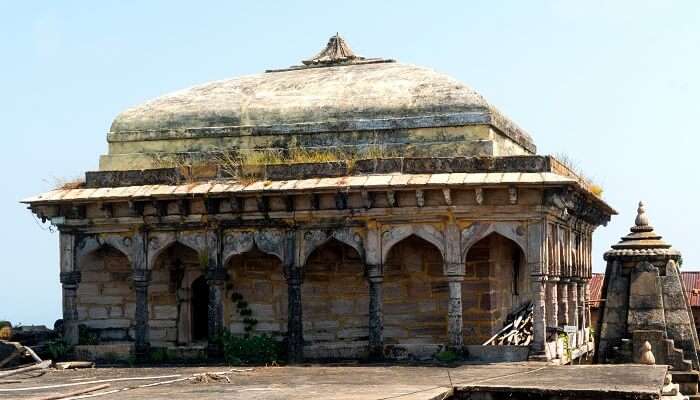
483,302,534,346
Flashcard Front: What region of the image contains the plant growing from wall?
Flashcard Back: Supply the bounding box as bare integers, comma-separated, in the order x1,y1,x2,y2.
78,325,98,345
559,333,572,362
230,292,258,336
46,339,72,361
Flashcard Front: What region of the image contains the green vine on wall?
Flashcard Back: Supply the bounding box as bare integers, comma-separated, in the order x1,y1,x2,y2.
230,292,258,336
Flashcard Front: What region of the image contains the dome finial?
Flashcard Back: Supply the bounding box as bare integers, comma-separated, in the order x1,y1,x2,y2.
635,201,650,227
302,33,364,66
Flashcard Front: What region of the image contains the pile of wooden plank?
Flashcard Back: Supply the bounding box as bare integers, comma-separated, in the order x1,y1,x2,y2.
483,302,534,346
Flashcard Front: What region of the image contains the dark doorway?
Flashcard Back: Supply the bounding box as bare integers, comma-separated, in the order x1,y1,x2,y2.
191,276,209,342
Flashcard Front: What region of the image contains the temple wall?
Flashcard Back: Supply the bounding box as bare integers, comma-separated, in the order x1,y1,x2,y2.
76,247,135,342
224,249,287,338
463,235,529,344
100,125,530,170
148,244,201,347
383,236,448,344
302,241,368,357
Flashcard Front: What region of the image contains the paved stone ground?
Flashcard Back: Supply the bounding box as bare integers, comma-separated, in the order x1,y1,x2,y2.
0,363,667,400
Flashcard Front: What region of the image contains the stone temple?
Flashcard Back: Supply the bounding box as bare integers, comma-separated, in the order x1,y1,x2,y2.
23,35,615,363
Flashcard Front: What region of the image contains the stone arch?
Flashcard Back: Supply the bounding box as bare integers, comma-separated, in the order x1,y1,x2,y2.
381,225,445,264
224,244,287,339
302,237,367,359
147,232,205,271
75,242,134,343
222,230,286,267
383,235,448,346
76,234,133,267
461,222,527,263
462,232,528,345
149,241,202,346
299,228,365,267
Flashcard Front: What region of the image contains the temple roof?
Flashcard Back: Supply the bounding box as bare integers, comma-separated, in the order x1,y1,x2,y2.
108,35,536,154
606,202,680,258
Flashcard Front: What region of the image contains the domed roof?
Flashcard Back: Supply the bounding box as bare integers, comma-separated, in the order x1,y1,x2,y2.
108,35,535,153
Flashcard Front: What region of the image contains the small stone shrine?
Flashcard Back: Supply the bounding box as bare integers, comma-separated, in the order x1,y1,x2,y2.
596,202,700,396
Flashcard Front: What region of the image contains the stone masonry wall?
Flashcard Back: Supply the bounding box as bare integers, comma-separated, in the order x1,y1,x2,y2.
77,246,135,342
303,240,368,355
149,243,202,347
383,236,447,344
463,234,529,344
225,248,287,338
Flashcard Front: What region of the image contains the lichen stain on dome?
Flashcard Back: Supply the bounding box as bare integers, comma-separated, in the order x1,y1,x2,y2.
109,62,492,134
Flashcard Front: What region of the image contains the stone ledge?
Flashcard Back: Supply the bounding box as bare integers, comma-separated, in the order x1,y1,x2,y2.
85,155,560,188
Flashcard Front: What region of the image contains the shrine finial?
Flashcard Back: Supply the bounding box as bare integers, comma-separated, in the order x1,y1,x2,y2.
635,201,650,227
302,33,364,66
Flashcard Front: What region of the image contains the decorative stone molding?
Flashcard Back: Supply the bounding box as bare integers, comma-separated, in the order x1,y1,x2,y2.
380,224,445,263
460,221,526,261
298,228,365,266
75,233,134,265
221,228,287,265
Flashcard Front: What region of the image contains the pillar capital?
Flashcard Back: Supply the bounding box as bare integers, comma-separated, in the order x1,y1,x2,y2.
132,269,151,285
205,267,228,284
60,271,81,286
366,264,383,279
444,262,465,277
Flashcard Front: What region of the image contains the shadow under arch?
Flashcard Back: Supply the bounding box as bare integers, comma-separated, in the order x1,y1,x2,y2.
76,243,134,343
224,244,286,339
462,232,528,345
302,237,367,359
383,234,447,346
149,241,202,346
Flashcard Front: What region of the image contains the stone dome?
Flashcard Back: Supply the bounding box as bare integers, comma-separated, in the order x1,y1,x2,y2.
101,35,536,171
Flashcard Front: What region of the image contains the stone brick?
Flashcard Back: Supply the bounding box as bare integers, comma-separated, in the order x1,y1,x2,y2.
153,305,178,320
88,307,109,319
108,306,124,318
330,299,354,314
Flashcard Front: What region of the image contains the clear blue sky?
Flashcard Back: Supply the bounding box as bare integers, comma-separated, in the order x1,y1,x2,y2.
2,1,699,326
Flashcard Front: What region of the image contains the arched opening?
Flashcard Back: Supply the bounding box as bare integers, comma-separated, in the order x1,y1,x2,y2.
191,276,209,342
383,235,447,345
77,244,133,343
150,242,202,347
302,238,366,358
225,246,286,338
463,233,527,345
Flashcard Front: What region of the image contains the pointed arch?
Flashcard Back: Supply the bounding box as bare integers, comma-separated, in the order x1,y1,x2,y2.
76,234,132,266
221,229,286,266
299,228,365,267
461,222,527,263
381,225,445,264
147,231,204,270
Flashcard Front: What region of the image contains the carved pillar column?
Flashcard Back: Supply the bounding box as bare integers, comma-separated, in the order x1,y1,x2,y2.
447,274,465,348
569,279,579,345
583,278,591,343
131,231,150,359
577,279,586,346
133,269,151,358
367,271,384,359
558,279,569,326
60,271,81,345
286,231,303,363
365,223,383,359
546,278,559,328
59,232,79,345
206,268,227,356
444,223,464,349
286,266,304,363
531,276,547,354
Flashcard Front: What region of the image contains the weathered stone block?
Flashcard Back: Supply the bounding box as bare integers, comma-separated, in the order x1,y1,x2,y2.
88,307,109,319
153,305,178,320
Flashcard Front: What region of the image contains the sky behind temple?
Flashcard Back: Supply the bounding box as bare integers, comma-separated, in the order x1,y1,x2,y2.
1,1,699,325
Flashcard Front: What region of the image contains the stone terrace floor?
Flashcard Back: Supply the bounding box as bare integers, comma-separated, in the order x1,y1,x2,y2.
0,363,667,400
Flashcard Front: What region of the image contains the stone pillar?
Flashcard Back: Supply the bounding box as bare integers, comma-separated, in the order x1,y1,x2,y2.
133,268,151,358
367,271,384,359
206,268,227,356
546,278,558,328
447,275,464,349
577,280,586,346
60,271,81,345
531,276,547,354
558,279,569,326
286,266,304,363
569,280,579,345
